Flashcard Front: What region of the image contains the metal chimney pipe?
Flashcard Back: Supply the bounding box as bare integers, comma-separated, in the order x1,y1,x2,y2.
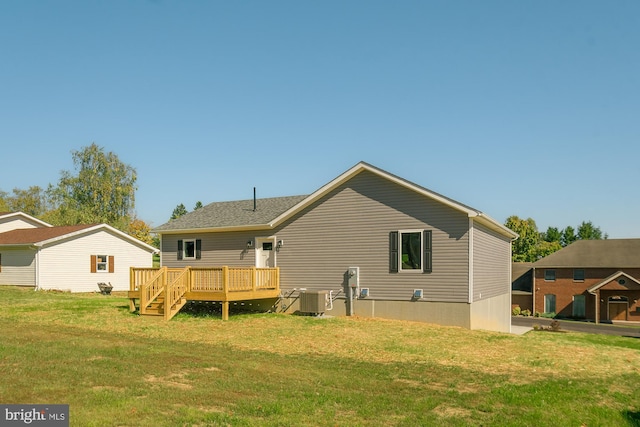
253,187,256,212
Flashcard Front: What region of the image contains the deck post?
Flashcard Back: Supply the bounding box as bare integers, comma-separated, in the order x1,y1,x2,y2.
251,267,257,292
129,267,136,312
222,301,229,321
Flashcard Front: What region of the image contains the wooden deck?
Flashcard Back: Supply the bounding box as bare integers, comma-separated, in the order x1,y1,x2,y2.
128,266,280,320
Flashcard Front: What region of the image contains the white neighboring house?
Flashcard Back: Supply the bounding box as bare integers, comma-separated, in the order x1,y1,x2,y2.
0,211,51,233
0,212,157,292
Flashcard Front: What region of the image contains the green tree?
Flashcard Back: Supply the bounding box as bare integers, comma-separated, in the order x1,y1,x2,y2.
194,201,203,210
171,203,188,220
542,226,562,243
505,216,540,262
47,143,137,230
577,221,603,240
6,186,47,217
533,240,563,260
128,218,154,246
561,226,577,247
0,190,9,212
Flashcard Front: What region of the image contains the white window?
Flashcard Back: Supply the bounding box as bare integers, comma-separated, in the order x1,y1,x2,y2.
91,255,113,273
96,255,108,272
177,239,201,261
183,239,196,260
389,230,432,273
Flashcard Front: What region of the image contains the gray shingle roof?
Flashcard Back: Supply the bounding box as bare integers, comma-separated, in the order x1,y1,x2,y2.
533,239,640,268
152,195,309,232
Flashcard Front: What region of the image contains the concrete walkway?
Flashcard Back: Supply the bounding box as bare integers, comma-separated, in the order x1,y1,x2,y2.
511,316,640,337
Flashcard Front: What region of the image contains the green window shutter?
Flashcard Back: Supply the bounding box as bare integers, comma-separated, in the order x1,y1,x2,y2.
177,240,183,260
423,230,432,273
196,239,202,260
389,231,398,273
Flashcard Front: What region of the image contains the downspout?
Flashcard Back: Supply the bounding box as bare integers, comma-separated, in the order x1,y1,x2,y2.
468,218,474,304
32,245,40,290
531,267,536,316
595,289,600,324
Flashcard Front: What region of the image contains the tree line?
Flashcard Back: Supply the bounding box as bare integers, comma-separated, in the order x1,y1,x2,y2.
505,215,607,262
2,145,607,260
0,143,155,246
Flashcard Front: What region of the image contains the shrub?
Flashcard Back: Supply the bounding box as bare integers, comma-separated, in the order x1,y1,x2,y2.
512,306,521,316
521,309,531,317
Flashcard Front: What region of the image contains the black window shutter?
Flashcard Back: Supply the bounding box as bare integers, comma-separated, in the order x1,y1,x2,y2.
196,239,202,259
177,240,183,260
423,230,432,273
389,231,398,273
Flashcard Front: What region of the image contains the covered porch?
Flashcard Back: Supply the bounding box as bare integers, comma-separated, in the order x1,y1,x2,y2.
588,271,640,323
128,266,280,320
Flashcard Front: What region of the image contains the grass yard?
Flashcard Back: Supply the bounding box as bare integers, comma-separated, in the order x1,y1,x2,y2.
1,287,640,426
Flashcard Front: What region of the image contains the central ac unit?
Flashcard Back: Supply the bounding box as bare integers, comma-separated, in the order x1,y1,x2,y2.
299,290,328,315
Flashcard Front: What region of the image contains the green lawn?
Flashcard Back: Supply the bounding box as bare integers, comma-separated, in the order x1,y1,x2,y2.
1,286,639,426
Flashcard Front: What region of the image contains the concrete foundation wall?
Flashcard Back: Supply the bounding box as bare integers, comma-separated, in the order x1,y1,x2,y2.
469,292,511,333
280,294,472,329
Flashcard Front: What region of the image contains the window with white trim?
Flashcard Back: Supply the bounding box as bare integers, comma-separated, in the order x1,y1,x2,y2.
389,230,432,273
96,255,108,272
177,239,202,261
91,255,114,273
544,269,556,281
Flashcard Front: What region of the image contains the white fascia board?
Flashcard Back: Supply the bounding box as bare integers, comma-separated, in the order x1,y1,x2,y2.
269,162,511,239
154,224,272,235
0,212,52,228
36,224,159,253
474,214,519,240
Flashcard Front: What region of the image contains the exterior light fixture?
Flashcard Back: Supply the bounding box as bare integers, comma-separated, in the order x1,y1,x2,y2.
247,240,253,249
277,240,283,249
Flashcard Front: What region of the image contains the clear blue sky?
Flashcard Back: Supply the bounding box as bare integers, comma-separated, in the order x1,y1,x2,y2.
1,1,638,237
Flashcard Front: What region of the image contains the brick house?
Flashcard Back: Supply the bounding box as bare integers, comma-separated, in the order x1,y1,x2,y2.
532,239,640,323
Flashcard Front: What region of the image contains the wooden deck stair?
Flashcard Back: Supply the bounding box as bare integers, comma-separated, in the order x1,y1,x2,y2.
142,295,187,317
129,266,280,321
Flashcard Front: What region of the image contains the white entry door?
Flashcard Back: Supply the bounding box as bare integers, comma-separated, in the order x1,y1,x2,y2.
255,237,276,268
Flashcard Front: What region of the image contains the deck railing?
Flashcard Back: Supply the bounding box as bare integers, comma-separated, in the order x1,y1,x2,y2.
130,266,280,320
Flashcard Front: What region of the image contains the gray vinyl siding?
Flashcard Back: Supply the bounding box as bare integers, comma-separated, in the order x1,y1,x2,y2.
162,231,257,268
272,171,470,302
161,171,472,303
0,248,36,286
472,221,512,301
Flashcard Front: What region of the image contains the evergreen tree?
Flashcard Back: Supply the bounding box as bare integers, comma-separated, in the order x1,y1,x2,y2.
171,203,188,220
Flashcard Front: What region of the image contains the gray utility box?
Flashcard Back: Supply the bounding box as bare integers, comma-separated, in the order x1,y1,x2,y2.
299,290,329,315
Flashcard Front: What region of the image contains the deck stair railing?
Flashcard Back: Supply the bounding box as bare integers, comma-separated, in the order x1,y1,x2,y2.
164,267,189,320
130,266,280,321
140,267,167,315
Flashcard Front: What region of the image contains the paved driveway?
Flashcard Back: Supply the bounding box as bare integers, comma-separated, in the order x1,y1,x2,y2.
512,316,640,338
